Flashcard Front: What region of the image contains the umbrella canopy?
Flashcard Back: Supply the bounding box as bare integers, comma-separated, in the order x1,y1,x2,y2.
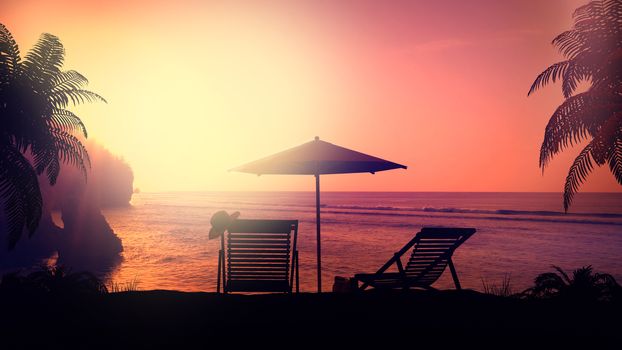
232,137,407,292
232,137,406,175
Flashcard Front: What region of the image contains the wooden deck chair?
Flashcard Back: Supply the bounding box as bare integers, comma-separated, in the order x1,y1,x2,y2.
354,227,476,291
217,219,299,294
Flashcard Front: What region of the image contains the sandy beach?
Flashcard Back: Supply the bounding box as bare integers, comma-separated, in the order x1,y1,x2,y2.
2,289,620,347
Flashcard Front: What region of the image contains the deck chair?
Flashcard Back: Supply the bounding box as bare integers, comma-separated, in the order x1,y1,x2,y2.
354,227,476,291
217,219,299,294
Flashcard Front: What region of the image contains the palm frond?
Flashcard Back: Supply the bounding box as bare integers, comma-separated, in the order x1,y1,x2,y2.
542,86,621,169
0,22,21,81
531,272,567,297
0,144,42,250
602,0,622,23
561,60,590,98
552,30,587,60
590,114,621,164
563,142,595,212
544,0,622,98
572,265,594,282
49,89,107,109
29,140,62,186
572,1,622,62
45,154,61,186
539,94,588,170
50,108,88,138
51,129,90,179
51,70,89,92
21,33,65,89
594,272,620,288
552,265,573,285
608,133,622,184
31,141,55,174
573,0,607,31
528,61,570,96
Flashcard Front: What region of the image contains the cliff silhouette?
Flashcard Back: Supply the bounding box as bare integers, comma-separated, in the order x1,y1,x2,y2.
0,141,132,274
47,140,134,210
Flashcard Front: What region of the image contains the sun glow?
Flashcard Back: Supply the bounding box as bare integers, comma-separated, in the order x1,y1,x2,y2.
68,9,347,191
3,0,620,193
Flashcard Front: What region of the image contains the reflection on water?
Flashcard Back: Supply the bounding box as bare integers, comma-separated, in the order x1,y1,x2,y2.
103,192,622,292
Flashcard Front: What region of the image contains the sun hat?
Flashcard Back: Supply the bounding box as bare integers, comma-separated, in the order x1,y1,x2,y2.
208,210,240,239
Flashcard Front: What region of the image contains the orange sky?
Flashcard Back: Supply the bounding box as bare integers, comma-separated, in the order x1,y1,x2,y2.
2,0,620,193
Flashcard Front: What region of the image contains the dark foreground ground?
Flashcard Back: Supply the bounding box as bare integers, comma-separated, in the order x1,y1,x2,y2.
1,289,620,348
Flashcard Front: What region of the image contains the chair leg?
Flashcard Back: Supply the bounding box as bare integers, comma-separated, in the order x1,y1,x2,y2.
217,250,222,294
295,251,299,294
448,258,462,290
222,252,229,294
395,257,410,290
219,235,226,294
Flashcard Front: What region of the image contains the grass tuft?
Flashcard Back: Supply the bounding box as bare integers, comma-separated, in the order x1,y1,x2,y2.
481,274,514,297
108,276,140,293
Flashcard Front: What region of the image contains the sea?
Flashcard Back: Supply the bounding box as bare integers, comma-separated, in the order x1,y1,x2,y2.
101,192,622,293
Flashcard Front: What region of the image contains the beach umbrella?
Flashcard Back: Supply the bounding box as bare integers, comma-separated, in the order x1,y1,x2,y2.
232,137,407,292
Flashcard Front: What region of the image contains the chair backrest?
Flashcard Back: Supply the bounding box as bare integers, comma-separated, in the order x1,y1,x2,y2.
404,227,475,286
224,219,298,293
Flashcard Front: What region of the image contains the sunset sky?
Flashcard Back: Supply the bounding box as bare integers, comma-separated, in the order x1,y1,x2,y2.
2,0,620,193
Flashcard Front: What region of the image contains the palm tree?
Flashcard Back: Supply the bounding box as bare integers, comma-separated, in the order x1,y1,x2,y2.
528,0,622,211
0,23,105,249
523,265,621,302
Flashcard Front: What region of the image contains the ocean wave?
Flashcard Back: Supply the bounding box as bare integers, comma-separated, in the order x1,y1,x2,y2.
138,199,622,226
314,209,621,225
202,205,622,226
323,204,622,219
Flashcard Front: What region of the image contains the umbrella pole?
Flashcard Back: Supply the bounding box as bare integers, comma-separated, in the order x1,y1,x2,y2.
315,174,322,293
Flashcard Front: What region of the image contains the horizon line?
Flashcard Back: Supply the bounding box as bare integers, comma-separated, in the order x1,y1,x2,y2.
133,190,622,194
